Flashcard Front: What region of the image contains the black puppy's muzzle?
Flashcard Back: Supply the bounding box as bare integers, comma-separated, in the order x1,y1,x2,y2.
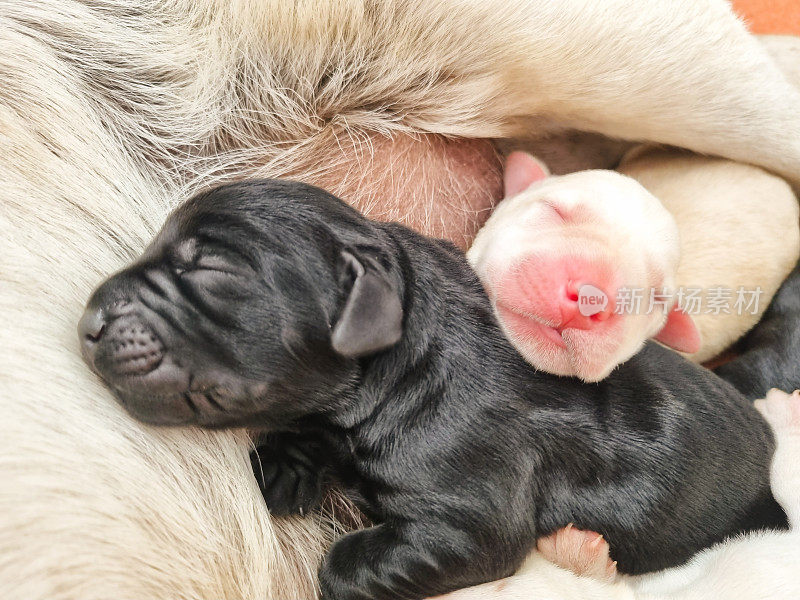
78,299,165,379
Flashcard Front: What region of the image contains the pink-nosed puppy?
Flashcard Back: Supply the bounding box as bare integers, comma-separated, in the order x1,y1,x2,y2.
618,145,800,364
467,151,699,382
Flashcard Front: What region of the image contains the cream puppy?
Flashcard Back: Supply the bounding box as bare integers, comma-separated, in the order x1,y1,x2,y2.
468,152,699,382
619,146,800,363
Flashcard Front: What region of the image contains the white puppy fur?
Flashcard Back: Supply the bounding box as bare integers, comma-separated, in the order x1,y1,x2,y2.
4,1,800,598
468,154,691,382
619,146,800,364
435,389,800,600
469,147,800,380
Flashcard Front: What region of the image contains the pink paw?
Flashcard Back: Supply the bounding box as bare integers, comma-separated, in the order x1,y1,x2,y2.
755,389,800,433
536,524,617,583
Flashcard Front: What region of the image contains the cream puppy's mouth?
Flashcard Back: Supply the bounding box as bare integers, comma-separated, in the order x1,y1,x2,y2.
496,302,567,349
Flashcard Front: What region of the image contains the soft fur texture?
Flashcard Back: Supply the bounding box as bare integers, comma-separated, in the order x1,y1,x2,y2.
618,146,800,364
467,153,695,382
437,388,800,600
80,180,785,599
438,253,800,600
5,1,800,598
0,32,335,600
761,35,800,88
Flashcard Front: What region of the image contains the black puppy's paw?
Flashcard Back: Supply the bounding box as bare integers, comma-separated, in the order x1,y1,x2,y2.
318,528,382,600
250,434,324,517
318,520,521,600
318,523,447,600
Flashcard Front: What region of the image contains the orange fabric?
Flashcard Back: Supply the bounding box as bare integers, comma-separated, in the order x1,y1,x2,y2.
731,0,800,35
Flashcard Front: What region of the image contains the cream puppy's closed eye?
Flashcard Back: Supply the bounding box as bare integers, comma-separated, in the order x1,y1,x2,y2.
468,152,699,382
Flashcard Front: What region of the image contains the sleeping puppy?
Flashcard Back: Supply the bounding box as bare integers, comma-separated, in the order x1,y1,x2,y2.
469,149,800,382
77,180,786,600
467,152,699,382
619,146,800,365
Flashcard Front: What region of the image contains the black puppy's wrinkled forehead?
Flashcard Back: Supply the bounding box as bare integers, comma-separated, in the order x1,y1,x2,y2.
152,178,407,352
160,179,385,266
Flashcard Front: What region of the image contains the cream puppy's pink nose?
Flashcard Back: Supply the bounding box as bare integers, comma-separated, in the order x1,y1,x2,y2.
495,255,618,346
468,151,699,382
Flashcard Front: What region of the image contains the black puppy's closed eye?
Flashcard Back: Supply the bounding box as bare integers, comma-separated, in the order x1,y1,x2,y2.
170,237,246,278
182,254,239,275
172,252,246,279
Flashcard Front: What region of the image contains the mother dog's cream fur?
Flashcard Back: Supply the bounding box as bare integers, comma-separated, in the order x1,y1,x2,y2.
3,1,800,598
0,48,331,600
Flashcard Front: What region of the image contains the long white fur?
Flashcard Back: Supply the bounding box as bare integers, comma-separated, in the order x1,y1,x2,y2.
760,35,800,90
4,1,800,598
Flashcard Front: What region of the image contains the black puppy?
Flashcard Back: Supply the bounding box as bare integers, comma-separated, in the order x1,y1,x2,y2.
716,261,800,399
78,180,785,600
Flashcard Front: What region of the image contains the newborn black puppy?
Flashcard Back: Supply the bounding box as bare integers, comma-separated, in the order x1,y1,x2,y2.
78,180,785,600
717,261,800,399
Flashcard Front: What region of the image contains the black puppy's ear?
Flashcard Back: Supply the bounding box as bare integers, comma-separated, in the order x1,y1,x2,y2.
331,250,403,358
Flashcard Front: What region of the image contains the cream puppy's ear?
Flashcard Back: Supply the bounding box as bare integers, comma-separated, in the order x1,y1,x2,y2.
504,151,550,197
654,305,701,354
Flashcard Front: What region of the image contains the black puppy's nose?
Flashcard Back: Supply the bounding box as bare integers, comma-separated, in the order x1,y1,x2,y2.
79,307,106,341
78,307,106,363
